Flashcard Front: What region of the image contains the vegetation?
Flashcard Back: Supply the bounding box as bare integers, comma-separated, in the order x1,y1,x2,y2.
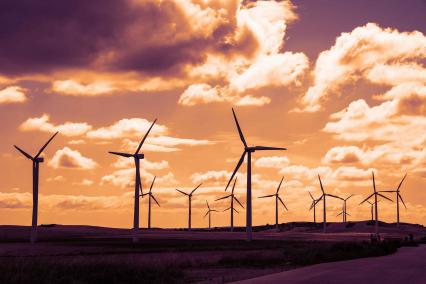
0,239,412,283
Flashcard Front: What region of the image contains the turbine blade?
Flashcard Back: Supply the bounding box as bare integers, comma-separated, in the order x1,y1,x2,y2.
258,194,275,198
139,181,143,196
396,174,407,191
232,108,247,147
206,200,210,209
138,166,143,195
308,191,314,200
225,151,246,191
318,175,325,193
223,207,231,212
203,211,209,218
35,131,59,158
309,201,315,211
151,194,160,207
276,176,284,193
135,119,157,154
399,193,407,209
175,189,188,196
109,151,133,158
191,183,202,195
377,193,393,202
253,146,287,151
278,196,288,211
346,194,354,201
231,177,237,194
215,195,231,201
14,145,33,160
149,176,156,193
372,171,376,193
327,194,343,200
336,212,343,217
359,193,374,205
233,196,244,208
379,190,396,193
346,212,351,216
233,207,239,213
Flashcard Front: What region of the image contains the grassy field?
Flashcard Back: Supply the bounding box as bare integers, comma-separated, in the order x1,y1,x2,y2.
0,239,408,283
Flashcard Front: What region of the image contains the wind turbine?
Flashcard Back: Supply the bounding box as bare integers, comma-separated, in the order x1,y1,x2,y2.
225,108,287,241
204,200,218,230
108,119,156,243
359,171,393,235
258,176,288,231
215,177,244,232
14,131,59,243
141,176,160,229
316,175,343,233
176,183,202,231
380,174,407,228
339,194,354,223
308,191,320,224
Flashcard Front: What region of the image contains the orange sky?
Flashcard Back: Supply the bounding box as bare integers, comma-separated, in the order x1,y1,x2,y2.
0,0,425,228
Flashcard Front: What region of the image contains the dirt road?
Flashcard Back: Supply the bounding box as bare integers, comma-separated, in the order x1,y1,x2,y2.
234,245,426,284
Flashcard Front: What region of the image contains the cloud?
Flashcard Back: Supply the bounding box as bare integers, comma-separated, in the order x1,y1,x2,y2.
72,179,94,186
101,167,177,189
86,118,167,139
179,0,308,106
112,157,169,170
52,80,115,96
48,147,98,169
19,114,92,137
255,156,290,168
322,146,363,164
46,176,65,183
0,86,27,104
298,23,426,112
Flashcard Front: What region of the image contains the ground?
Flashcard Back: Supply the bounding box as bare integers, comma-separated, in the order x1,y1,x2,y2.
0,221,425,283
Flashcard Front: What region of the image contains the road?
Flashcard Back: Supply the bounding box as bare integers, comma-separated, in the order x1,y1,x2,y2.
234,245,426,284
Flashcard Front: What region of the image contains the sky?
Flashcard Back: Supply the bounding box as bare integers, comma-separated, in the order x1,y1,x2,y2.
0,0,425,229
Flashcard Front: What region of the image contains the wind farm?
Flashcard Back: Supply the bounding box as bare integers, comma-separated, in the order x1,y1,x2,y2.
1,1,425,283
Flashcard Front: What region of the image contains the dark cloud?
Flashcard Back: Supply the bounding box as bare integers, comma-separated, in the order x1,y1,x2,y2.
0,0,257,76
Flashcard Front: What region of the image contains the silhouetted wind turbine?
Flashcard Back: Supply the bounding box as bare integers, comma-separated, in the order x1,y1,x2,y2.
340,194,354,223
108,119,156,243
176,184,202,231
359,171,393,235
380,174,407,228
141,176,160,229
316,175,343,233
215,177,244,232
336,204,350,223
204,200,218,230
14,131,59,243
258,176,288,231
225,108,287,241
308,191,320,224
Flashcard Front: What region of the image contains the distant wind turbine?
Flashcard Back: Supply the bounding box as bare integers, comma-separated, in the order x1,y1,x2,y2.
204,200,218,230
316,175,343,233
258,176,288,231
225,108,287,241
141,176,160,229
380,174,407,228
308,191,320,224
176,184,202,231
14,131,59,243
359,171,393,235
337,194,354,223
215,177,244,232
108,119,157,243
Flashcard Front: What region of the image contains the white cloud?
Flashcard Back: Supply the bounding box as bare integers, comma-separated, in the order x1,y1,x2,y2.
178,0,308,107
52,80,115,96
19,114,92,137
49,147,98,169
298,23,426,112
255,156,290,168
0,86,27,104
86,118,166,139
73,179,94,186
